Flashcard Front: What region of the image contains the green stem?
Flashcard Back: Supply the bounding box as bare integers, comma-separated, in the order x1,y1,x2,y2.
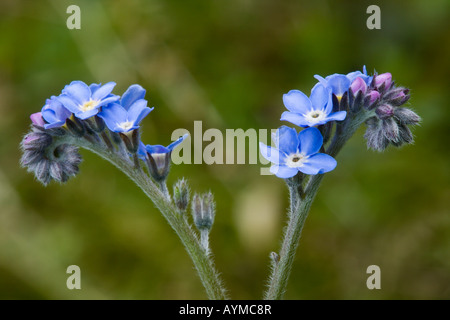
74,138,228,300
264,112,371,300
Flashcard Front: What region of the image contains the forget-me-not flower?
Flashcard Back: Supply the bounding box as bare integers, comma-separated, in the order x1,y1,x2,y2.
314,66,372,101
259,126,337,178
41,96,72,129
98,84,153,133
139,134,188,181
280,84,347,127
58,81,119,120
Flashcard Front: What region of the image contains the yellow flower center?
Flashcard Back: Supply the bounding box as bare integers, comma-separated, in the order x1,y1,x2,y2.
80,99,99,112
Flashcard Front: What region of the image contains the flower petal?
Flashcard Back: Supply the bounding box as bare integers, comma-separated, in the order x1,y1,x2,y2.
57,95,80,114
301,153,337,174
92,82,116,101
98,103,128,131
75,108,100,120
297,127,323,155
146,144,170,154
280,111,311,127
270,165,298,178
326,111,347,122
275,126,299,155
282,90,312,114
168,133,189,151
259,142,285,165
326,74,351,96
121,84,146,110
128,99,152,125
310,83,329,111
62,81,90,104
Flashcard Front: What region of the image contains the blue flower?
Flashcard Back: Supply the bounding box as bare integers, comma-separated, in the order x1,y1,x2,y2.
280,84,347,127
138,134,188,160
259,126,337,178
57,81,120,120
314,66,372,100
138,134,188,181
41,96,72,129
98,84,153,133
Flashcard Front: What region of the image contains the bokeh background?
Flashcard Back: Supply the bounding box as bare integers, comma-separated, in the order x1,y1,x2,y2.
0,0,449,299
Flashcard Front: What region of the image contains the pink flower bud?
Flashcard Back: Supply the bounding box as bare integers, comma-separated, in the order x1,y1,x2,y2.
30,112,45,127
367,90,380,104
350,77,367,95
374,73,392,89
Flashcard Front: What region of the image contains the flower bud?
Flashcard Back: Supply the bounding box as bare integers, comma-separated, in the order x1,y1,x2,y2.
393,108,421,125
375,104,394,120
350,77,367,95
30,112,45,127
192,192,216,231
173,178,190,213
373,72,392,90
381,118,399,142
147,152,171,181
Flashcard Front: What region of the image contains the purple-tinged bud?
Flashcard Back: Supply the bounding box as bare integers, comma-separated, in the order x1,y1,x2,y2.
393,108,421,125
381,118,400,142
389,88,410,106
350,77,367,95
30,112,45,127
368,90,381,104
21,132,53,151
373,73,392,90
375,104,395,120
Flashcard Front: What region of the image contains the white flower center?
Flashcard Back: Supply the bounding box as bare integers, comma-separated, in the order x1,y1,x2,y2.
304,110,327,124
117,121,134,131
286,152,308,168
80,99,99,112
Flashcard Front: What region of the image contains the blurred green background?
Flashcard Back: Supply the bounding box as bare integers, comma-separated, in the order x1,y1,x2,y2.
0,0,449,299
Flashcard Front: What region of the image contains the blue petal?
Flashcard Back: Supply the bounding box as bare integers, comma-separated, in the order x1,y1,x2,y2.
309,83,330,111
89,83,101,95
98,103,128,131
326,75,351,96
121,84,146,110
168,133,189,151
259,142,285,165
92,82,116,101
323,87,334,115
301,153,337,174
75,108,100,120
282,90,312,114
270,165,298,178
97,95,120,107
62,81,90,104
137,141,148,160
346,71,364,82
146,144,170,154
297,127,323,156
280,111,311,128
275,126,299,155
127,99,152,125
44,121,66,129
57,95,81,114
326,111,347,122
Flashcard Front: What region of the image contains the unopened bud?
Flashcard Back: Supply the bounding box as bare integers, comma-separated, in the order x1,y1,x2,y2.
375,104,395,120
192,192,216,231
173,178,190,213
350,77,367,95
30,112,45,127
373,73,392,91
393,108,421,125
120,129,140,154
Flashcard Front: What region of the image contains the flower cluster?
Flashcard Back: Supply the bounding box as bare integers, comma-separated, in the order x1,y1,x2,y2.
260,66,420,178
21,81,187,185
